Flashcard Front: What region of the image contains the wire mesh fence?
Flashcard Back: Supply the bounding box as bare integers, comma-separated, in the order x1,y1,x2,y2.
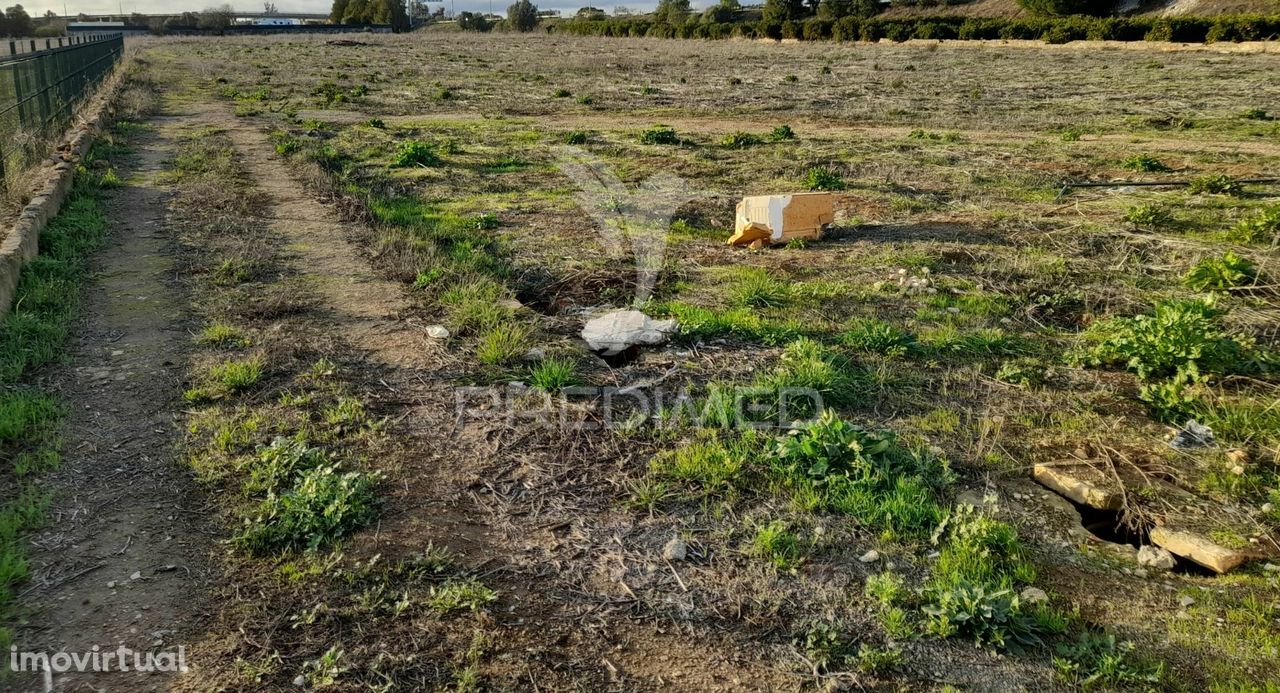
0,35,124,200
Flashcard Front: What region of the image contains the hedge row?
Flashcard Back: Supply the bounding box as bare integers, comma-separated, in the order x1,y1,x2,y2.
551,14,1280,44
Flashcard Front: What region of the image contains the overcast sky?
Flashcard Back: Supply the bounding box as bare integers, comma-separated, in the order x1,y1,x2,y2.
15,0,672,16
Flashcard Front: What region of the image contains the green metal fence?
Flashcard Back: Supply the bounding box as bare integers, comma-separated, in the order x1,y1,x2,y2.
0,35,124,197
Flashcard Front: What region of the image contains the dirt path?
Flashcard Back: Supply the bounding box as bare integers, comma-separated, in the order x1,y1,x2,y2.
12,117,214,692
197,106,795,691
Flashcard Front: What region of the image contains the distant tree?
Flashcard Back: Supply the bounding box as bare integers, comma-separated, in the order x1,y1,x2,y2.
2,5,34,36
369,0,409,29
613,5,632,15
457,10,491,30
653,0,690,24
575,6,607,19
1016,0,1114,15
761,0,804,23
342,0,370,23
170,11,200,27
506,0,538,31
264,2,278,14
330,0,350,22
819,0,878,18
197,4,235,30
43,8,54,17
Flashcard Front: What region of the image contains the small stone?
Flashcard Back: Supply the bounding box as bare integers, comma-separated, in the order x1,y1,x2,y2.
426,324,450,339
1134,568,1149,578
129,571,142,581
1231,465,1246,476
1262,563,1279,573
1226,449,1250,465
106,581,116,589
662,536,687,562
1179,595,1195,608
858,549,880,563
522,348,546,362
1137,545,1177,572
1019,587,1049,605
1262,503,1275,514
293,675,307,687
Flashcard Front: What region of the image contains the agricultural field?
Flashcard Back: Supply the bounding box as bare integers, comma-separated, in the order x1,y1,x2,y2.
6,32,1280,692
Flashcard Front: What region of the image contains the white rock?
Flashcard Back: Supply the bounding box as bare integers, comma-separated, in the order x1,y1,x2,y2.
581,310,677,356
1020,587,1049,605
426,324,450,339
522,348,546,362
858,549,880,563
1137,545,1177,572
662,536,687,562
293,674,307,687
130,571,142,581
1262,562,1279,573
1261,503,1274,514
1179,595,1195,607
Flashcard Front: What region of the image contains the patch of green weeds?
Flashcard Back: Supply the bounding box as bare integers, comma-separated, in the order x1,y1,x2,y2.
803,166,845,191
1185,252,1257,292
922,581,1046,653
771,411,949,537
796,621,851,674
236,463,381,554
639,126,679,145
840,318,915,357
475,322,534,366
426,578,498,614
856,645,902,674
995,358,1046,388
749,520,806,570
1124,204,1173,231
198,322,249,348
1075,299,1259,381
392,140,440,167
1053,632,1165,689
1227,206,1279,245
659,301,805,345
721,131,763,149
756,338,867,414
1188,174,1243,196
208,357,265,393
1122,154,1170,172
529,357,578,392
771,124,795,141
650,432,757,494
730,267,790,308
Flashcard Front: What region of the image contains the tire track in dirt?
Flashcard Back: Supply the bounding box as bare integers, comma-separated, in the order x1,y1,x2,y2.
202,105,796,691
12,117,215,692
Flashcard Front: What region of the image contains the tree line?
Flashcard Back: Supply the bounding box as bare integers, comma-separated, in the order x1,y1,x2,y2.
0,4,33,37
328,0,409,29
554,9,1280,44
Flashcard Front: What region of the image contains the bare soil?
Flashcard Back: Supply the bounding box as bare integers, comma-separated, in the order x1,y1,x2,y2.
12,117,215,691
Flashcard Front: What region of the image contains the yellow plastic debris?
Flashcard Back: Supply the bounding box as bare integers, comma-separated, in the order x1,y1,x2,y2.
728,192,834,247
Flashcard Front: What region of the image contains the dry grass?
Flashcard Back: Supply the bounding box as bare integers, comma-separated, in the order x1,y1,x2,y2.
136,33,1280,691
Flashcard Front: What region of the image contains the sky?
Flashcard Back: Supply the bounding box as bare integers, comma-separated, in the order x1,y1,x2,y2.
14,0,672,17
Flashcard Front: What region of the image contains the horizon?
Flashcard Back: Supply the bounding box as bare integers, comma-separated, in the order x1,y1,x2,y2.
14,0,685,18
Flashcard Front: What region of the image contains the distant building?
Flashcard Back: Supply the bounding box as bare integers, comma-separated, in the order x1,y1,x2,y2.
253,17,300,26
